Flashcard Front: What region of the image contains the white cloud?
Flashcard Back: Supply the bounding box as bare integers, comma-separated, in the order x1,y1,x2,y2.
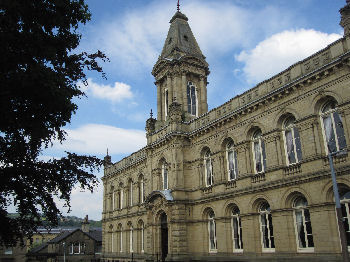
53,124,146,155
79,78,133,102
81,1,294,73
55,183,103,221
235,29,342,84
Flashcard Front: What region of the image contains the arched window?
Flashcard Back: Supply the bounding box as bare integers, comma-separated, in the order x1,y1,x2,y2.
119,183,124,210
117,224,123,252
204,150,214,187
321,100,347,154
129,225,133,253
283,117,302,165
259,202,275,251
139,176,145,204
252,130,267,173
208,210,217,252
162,162,168,190
293,197,314,250
138,220,145,253
111,231,114,252
165,89,169,120
128,180,133,207
226,142,238,181
187,81,197,116
340,189,350,246
111,187,115,210
231,206,243,252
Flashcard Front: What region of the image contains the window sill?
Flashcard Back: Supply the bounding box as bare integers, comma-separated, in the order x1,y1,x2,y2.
262,248,275,253
233,249,243,253
297,247,314,253
209,249,217,254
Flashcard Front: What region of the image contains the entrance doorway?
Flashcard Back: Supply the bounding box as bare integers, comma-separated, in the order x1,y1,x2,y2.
160,212,168,262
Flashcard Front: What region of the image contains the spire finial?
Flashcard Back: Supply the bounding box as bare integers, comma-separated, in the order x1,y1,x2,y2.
177,0,180,11
107,148,109,156
150,109,153,118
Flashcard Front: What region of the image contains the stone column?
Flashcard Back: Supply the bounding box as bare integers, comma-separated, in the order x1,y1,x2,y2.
167,74,173,106
182,72,187,113
200,75,208,114
157,82,162,121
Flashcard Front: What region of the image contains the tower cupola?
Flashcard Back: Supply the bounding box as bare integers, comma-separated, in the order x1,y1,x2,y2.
152,7,210,123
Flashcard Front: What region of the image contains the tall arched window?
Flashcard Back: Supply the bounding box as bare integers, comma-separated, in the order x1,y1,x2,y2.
293,197,314,250
283,117,302,165
129,225,133,253
117,224,123,252
128,180,133,207
340,189,350,246
119,183,124,210
204,150,214,187
226,142,238,181
321,100,347,154
138,220,145,253
252,130,266,173
165,89,169,120
259,202,275,251
187,81,197,116
162,162,168,190
111,186,115,211
139,176,145,204
231,206,243,252
208,210,217,252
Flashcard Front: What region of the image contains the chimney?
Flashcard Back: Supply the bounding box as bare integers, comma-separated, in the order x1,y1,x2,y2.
81,215,90,233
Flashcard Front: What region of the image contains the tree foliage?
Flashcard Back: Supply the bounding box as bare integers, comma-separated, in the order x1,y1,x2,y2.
0,0,107,245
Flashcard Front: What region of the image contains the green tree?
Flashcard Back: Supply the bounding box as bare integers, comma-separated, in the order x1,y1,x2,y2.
0,0,107,245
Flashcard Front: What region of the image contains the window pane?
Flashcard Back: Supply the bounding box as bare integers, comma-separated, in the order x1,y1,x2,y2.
234,151,239,178
334,112,347,150
191,86,196,115
262,141,267,171
254,141,262,172
294,128,303,162
323,115,337,152
239,219,243,249
285,130,296,164
187,85,191,113
206,159,212,185
209,220,216,249
228,150,235,180
307,235,314,247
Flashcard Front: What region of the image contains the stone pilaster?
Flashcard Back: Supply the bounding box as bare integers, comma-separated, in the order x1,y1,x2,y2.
157,82,162,121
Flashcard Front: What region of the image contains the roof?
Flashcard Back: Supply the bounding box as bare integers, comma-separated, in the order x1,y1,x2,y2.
146,190,174,203
159,11,206,62
48,228,102,244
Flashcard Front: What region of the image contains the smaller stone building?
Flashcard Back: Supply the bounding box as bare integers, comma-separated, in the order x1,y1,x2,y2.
27,218,102,262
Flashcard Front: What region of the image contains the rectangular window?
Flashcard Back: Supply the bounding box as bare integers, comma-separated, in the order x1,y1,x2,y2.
323,115,337,153
165,89,169,120
232,216,243,251
209,220,217,251
4,247,13,255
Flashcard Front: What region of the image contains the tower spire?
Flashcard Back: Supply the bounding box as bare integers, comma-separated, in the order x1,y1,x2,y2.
177,0,180,11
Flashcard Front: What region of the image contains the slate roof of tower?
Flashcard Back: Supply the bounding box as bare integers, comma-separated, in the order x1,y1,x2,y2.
159,11,206,62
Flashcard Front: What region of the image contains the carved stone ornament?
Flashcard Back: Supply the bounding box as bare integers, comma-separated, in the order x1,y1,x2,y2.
340,3,350,36
169,100,183,122
146,117,157,134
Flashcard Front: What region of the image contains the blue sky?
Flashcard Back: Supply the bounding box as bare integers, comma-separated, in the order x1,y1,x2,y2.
43,0,346,220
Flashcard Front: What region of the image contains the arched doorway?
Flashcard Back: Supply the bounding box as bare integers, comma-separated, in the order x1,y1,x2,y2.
160,212,168,261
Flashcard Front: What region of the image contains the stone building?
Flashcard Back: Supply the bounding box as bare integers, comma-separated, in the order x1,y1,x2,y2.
102,2,350,262
27,216,102,262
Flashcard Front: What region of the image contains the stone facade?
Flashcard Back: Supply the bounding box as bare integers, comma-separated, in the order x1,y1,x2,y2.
102,3,350,262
